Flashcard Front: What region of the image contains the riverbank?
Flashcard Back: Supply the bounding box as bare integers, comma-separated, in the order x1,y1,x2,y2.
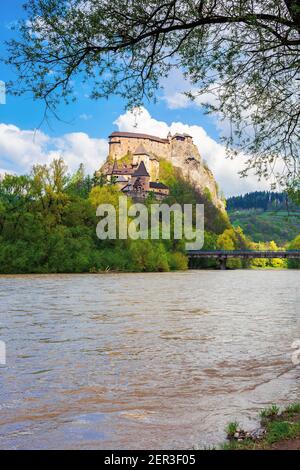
223,404,300,450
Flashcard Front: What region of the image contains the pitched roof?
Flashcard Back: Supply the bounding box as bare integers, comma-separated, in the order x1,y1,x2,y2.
133,144,149,156
150,182,169,190
115,175,128,182
109,165,134,175
133,161,150,177
112,158,118,173
121,184,131,192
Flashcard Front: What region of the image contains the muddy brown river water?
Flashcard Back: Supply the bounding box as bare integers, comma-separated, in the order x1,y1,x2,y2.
0,270,299,449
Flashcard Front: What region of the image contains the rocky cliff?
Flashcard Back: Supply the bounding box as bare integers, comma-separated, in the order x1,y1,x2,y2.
168,138,224,211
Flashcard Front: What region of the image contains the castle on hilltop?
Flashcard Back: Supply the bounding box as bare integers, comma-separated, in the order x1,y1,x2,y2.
101,130,223,208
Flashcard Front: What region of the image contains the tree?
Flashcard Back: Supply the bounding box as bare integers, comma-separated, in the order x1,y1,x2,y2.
286,177,300,206
67,163,94,198
92,171,107,188
287,234,300,268
217,226,251,267
5,0,300,186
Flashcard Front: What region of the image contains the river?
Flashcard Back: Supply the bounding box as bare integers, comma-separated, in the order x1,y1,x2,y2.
0,270,299,449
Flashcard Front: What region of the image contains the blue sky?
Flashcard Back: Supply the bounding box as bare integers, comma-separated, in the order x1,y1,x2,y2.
0,0,269,196
0,0,217,140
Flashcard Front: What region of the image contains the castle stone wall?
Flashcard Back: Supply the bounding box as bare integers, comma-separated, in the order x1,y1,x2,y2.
109,132,202,163
109,133,171,160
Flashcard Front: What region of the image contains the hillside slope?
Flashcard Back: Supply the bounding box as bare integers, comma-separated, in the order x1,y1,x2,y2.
229,209,300,245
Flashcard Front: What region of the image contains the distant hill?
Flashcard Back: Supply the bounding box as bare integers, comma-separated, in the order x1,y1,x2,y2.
227,191,298,212
227,192,300,245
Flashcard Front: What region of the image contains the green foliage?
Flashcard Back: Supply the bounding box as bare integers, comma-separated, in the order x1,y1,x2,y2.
189,231,218,269
229,209,300,245
225,421,239,438
265,420,300,445
159,159,230,235
227,191,297,212
287,235,300,269
66,163,93,198
285,403,300,416
286,178,300,207
6,0,300,185
128,240,169,272
89,184,121,208
222,403,300,450
0,159,189,274
217,226,251,268
91,172,107,188
2,158,293,274
159,160,182,189
228,191,300,246
250,240,287,269
167,251,188,271
203,188,212,203
260,405,280,420
118,152,133,166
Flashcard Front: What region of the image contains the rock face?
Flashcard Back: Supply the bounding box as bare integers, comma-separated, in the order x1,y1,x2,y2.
105,131,225,210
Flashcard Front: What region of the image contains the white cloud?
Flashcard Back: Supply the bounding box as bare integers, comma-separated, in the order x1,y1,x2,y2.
114,107,270,197
0,124,108,175
0,107,272,196
161,70,231,137
160,69,191,110
161,69,220,110
161,71,261,140
115,108,170,138
79,113,93,121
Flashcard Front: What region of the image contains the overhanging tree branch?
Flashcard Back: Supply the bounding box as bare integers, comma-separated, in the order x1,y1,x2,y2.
4,0,300,187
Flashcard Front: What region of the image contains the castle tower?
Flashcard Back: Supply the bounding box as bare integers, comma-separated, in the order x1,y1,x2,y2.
131,161,150,192
133,143,150,170
149,155,159,181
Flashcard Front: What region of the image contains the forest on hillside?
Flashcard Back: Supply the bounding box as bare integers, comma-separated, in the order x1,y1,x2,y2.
227,191,299,212
227,191,300,245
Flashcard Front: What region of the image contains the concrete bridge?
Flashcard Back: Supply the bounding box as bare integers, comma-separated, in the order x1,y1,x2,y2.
187,250,300,269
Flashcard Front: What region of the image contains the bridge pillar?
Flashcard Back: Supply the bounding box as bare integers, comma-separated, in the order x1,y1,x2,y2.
218,256,227,270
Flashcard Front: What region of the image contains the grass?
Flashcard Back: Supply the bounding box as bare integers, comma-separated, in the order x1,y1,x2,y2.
225,421,239,438
221,439,254,451
285,403,300,415
265,420,300,445
260,404,280,420
223,403,300,450
229,209,300,245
